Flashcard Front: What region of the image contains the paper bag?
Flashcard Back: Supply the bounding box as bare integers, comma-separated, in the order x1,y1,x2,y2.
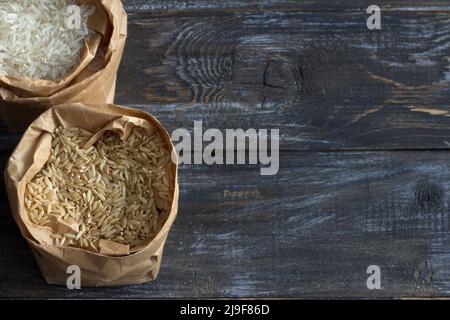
0,0,127,133
4,103,179,286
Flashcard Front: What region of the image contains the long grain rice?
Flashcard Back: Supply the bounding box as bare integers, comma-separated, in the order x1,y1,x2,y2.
0,0,94,80
24,126,173,252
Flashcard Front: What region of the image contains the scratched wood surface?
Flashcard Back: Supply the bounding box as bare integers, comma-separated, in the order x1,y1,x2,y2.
1,1,450,298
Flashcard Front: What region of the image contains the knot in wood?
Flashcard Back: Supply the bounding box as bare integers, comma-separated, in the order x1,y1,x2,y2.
414,179,443,212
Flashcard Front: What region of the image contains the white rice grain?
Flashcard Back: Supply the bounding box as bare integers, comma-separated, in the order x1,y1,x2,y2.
0,0,94,80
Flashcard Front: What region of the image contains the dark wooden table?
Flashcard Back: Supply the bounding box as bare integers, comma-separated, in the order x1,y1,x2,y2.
1,0,450,298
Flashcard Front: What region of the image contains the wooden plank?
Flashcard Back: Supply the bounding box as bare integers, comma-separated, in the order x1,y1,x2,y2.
0,132,21,153
2,150,450,298
107,10,450,150
124,1,450,14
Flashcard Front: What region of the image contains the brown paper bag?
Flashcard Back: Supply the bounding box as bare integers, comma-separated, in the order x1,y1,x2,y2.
4,103,179,286
0,0,127,132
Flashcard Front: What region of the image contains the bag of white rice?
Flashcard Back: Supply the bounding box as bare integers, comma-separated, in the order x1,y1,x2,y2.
0,0,127,132
5,103,179,286
0,0,96,82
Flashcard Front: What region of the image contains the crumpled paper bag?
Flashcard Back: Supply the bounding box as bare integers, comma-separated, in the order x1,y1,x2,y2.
0,0,127,133
4,103,179,286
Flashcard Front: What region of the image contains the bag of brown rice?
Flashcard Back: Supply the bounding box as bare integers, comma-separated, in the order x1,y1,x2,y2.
0,0,127,132
4,103,179,286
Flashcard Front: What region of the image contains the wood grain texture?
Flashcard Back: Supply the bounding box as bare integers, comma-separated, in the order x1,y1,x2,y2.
2,151,450,298
1,3,449,151
111,8,450,150
123,1,450,14
1,0,450,299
